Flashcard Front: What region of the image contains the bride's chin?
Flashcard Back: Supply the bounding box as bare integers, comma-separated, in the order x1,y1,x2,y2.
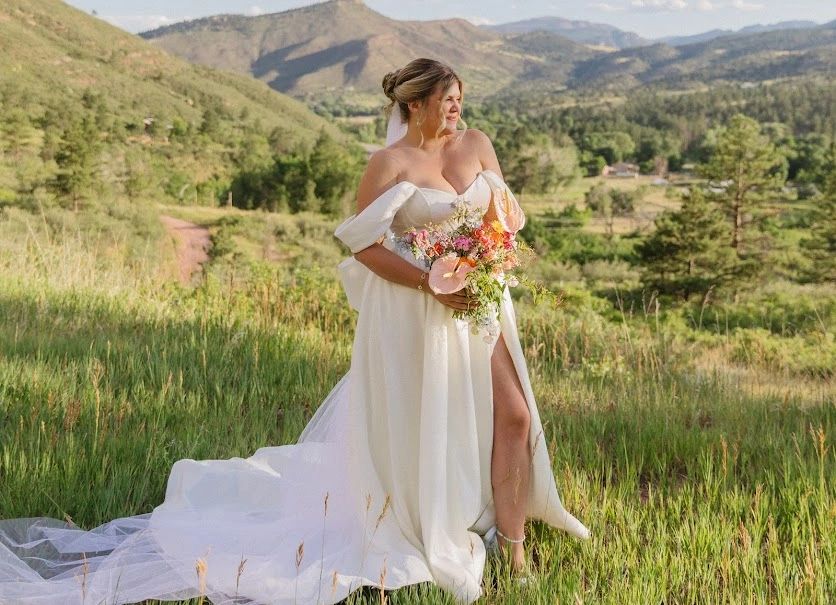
441,122,458,135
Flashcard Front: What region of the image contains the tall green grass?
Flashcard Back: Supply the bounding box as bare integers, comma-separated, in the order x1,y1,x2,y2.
0,206,833,604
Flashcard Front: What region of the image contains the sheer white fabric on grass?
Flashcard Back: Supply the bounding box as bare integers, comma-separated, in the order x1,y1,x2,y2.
0,168,588,605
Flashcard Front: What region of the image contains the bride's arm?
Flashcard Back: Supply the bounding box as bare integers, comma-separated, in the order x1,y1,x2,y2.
470,129,504,224
472,129,503,180
351,151,476,311
351,151,425,290
470,129,524,231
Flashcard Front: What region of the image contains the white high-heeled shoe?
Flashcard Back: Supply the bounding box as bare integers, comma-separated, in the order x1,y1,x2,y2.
483,525,499,557
483,526,535,585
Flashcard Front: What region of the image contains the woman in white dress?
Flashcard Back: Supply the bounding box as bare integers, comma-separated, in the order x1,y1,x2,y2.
0,58,588,605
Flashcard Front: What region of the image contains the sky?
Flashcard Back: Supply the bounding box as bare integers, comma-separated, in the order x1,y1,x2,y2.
65,0,836,39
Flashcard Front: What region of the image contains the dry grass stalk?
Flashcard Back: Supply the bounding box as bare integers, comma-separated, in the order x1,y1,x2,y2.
348,492,375,597
530,428,544,457
294,540,304,605
194,557,207,605
74,552,89,603
317,492,330,604
235,555,247,597
378,556,388,605
374,495,392,532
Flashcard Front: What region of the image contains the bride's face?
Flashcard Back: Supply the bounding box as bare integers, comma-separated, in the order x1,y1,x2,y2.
437,81,462,134
413,81,462,134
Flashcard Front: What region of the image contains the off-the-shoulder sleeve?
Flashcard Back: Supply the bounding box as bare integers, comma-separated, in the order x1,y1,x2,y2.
333,182,416,312
480,170,526,234
334,183,416,253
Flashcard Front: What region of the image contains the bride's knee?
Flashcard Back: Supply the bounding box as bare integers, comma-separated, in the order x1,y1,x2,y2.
497,401,530,440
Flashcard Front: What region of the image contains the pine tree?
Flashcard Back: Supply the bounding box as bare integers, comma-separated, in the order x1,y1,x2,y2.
309,130,355,215
53,117,101,211
638,189,739,300
698,114,786,256
801,166,836,283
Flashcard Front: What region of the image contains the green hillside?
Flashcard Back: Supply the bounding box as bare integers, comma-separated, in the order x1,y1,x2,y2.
0,0,338,142
0,0,351,217
0,0,366,292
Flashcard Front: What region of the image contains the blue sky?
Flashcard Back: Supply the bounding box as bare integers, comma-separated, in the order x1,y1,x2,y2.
65,0,836,38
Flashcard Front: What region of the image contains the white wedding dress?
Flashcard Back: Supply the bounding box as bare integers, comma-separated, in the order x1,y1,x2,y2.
0,169,588,605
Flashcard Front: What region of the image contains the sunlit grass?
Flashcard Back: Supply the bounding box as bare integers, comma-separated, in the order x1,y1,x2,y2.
0,205,833,604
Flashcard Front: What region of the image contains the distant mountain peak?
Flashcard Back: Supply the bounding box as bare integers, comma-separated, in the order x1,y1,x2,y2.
485,16,648,49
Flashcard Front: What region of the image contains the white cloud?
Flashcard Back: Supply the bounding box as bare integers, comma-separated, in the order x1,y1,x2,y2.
465,16,495,25
730,0,764,10
630,0,689,9
593,2,626,11
244,5,264,16
100,14,177,33
696,0,715,10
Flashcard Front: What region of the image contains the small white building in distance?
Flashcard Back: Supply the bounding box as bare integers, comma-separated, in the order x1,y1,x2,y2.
603,162,640,178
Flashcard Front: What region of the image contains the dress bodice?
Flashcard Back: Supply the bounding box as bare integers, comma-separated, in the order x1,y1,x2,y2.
333,169,527,310
388,173,493,236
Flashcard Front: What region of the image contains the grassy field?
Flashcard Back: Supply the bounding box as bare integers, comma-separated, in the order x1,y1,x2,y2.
0,196,834,604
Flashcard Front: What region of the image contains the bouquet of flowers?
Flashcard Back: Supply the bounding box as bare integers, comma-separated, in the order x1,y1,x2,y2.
396,196,556,341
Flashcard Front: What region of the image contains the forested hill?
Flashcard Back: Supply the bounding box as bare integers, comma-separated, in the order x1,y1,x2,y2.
0,0,358,214
570,20,836,90
141,0,835,103
0,0,338,144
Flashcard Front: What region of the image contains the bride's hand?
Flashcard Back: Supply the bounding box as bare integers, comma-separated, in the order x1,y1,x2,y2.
431,287,480,311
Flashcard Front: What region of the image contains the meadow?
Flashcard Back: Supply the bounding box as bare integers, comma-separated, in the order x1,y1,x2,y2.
0,189,833,604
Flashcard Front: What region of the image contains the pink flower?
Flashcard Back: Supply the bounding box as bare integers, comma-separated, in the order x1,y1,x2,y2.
453,236,473,252
414,230,430,251
428,254,475,294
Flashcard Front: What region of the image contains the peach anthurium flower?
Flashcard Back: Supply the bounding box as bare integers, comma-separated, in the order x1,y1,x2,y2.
493,188,525,234
429,254,475,294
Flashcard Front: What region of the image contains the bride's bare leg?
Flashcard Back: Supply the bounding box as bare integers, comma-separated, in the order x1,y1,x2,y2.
490,333,531,572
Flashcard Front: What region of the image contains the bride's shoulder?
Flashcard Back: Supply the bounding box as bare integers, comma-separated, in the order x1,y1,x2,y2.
460,128,498,158
457,127,495,150
356,148,404,211
461,128,502,175
461,127,492,145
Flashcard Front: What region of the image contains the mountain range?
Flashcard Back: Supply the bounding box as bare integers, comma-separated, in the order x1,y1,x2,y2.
658,20,821,47
488,17,823,49
485,16,648,50
140,1,835,103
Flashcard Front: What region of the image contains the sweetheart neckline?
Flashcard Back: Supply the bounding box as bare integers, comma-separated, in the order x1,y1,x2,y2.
397,169,496,198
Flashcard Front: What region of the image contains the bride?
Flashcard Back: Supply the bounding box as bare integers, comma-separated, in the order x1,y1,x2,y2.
0,58,588,604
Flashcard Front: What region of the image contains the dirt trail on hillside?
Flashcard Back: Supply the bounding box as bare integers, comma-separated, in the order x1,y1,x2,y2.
160,215,211,285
